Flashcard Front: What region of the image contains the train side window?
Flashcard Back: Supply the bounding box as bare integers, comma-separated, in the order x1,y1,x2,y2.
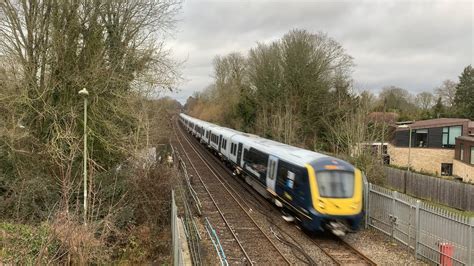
276,162,299,190
287,171,295,189
244,148,269,175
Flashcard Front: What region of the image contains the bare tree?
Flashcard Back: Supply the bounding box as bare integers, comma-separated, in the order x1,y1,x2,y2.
435,79,457,107
415,91,435,110
0,0,181,223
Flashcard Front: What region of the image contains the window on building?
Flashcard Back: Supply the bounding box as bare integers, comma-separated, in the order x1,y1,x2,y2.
442,126,462,148
471,146,474,165
460,144,464,161
414,129,428,147
441,163,453,176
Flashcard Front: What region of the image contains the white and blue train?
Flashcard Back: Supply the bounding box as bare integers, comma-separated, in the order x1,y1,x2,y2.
179,113,365,235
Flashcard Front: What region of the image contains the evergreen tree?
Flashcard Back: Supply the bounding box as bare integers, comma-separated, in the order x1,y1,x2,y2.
432,97,445,118
453,65,474,119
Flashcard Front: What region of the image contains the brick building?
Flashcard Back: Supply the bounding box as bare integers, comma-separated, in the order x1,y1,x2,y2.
388,118,474,182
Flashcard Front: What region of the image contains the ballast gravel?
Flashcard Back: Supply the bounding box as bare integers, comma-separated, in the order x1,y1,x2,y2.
344,228,427,265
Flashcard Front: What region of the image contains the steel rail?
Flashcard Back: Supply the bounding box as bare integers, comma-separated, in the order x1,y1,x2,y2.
173,125,253,265
177,118,378,266
177,121,321,265
308,234,378,265
174,121,291,265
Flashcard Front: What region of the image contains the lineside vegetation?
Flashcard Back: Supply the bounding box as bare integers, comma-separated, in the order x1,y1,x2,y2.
0,0,182,263
185,29,473,183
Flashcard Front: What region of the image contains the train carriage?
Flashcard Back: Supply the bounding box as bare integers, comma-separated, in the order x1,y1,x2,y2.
178,113,364,235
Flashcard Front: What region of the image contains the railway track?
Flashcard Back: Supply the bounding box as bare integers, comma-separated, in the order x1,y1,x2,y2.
173,121,291,265
174,119,377,265
308,236,376,265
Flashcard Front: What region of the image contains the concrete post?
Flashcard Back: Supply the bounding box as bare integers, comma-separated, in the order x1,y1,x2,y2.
414,200,421,258
468,217,473,266
391,191,398,240
172,190,178,266
363,175,370,229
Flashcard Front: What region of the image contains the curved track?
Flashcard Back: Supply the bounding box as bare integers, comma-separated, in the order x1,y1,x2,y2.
173,121,290,265
175,119,377,265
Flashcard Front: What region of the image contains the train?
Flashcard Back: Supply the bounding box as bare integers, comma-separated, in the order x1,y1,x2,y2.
179,113,365,235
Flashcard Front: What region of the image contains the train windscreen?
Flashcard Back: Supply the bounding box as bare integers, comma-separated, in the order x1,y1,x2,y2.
316,171,354,198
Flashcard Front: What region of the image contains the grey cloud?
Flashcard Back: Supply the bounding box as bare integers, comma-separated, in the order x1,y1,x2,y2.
162,0,473,103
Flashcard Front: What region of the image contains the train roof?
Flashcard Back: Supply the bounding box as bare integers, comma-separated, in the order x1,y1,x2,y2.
180,113,333,166
232,133,329,165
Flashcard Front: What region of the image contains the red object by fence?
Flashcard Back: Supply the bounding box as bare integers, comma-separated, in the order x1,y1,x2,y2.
439,242,454,266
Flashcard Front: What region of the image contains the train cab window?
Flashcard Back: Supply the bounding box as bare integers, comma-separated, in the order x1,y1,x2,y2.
316,171,354,198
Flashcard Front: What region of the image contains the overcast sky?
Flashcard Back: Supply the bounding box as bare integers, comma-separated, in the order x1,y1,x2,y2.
162,0,473,104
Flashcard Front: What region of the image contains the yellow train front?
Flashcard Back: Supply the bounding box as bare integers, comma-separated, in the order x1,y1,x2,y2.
273,157,364,235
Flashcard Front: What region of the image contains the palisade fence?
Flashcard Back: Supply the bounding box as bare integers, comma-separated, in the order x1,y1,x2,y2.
365,183,474,265
384,166,474,211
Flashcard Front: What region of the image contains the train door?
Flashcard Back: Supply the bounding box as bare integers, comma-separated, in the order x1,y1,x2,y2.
218,135,222,153
277,162,306,208
266,155,278,194
236,143,243,166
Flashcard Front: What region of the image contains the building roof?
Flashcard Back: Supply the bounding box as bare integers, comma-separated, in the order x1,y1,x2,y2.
456,135,474,142
395,118,471,131
368,112,399,125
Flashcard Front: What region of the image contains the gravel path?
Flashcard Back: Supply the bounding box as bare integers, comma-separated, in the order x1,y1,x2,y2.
344,228,427,265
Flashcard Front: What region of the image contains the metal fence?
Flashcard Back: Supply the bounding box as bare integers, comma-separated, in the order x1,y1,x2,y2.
366,183,474,265
171,190,184,266
171,146,203,265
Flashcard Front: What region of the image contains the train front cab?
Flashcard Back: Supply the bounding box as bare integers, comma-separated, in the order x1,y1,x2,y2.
270,158,363,234
301,160,364,234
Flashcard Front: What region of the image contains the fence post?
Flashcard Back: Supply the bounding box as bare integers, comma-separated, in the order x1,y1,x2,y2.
468,217,473,266
364,176,370,229
414,200,421,258
172,190,178,266
391,191,398,240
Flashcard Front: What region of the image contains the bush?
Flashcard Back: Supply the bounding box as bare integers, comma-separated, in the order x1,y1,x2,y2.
0,222,60,264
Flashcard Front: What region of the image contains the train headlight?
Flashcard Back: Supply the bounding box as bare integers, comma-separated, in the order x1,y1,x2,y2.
318,200,325,209
351,201,360,209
